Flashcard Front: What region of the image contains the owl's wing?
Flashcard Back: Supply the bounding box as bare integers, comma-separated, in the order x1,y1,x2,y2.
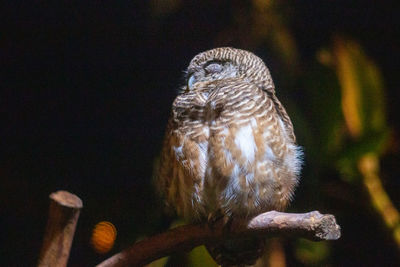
156,118,176,207
270,92,296,143
156,91,209,221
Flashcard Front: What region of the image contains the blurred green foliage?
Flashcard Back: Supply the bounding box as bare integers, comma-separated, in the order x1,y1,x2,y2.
294,239,330,265
187,246,219,267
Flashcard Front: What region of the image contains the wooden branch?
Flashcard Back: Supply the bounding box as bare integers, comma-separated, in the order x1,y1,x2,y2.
97,210,340,267
38,191,83,267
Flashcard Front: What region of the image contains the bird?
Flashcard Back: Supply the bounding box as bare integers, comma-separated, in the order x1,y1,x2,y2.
156,47,302,266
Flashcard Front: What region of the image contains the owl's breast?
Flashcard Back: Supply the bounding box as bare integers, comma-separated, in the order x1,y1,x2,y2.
163,80,301,220
198,82,302,217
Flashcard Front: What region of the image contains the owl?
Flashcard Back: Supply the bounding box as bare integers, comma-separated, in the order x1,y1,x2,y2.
156,47,302,266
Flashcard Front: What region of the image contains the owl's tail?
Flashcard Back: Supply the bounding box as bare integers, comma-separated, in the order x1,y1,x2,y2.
206,238,265,266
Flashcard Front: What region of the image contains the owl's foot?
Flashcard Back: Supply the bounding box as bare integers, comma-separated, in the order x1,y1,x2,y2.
207,211,234,235
207,211,222,226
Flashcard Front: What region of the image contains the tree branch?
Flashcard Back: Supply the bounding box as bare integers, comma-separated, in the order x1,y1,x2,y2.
38,191,83,267
97,210,341,267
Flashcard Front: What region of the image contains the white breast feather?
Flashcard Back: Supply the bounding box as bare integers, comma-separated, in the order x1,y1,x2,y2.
234,124,256,163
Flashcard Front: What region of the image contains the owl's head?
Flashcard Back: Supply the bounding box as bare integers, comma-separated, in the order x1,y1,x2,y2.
184,47,275,93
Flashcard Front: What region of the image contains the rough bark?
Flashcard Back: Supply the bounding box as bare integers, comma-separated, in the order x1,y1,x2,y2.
97,210,340,267
38,191,83,267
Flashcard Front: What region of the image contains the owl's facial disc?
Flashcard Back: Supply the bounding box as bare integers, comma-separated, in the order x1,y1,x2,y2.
187,60,239,91
187,62,224,90
204,62,223,74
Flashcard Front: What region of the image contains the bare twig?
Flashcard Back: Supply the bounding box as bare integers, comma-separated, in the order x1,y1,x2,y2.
97,210,340,267
38,191,83,267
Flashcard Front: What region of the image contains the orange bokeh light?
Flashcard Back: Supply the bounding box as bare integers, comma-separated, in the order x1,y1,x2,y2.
91,221,117,254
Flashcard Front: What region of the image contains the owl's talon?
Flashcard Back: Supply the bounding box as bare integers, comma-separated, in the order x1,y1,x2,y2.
207,211,224,229
223,216,233,233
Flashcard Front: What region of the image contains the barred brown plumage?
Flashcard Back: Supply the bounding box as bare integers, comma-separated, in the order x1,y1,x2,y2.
156,47,302,266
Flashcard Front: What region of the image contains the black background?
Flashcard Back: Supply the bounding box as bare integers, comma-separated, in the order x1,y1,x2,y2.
2,1,399,266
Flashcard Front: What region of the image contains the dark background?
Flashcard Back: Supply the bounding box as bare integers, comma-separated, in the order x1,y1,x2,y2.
2,1,399,266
